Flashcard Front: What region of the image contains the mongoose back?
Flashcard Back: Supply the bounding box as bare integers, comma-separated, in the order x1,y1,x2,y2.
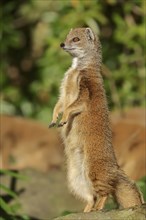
49,27,144,212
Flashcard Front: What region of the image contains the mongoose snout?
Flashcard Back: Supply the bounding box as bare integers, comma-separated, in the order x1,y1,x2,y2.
60,42,65,48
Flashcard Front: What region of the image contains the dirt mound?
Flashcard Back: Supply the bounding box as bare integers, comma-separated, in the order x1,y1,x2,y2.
0,115,64,172
111,108,145,180
0,108,145,180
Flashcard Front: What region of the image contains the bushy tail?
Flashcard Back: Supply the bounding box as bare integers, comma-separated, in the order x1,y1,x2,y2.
114,170,144,208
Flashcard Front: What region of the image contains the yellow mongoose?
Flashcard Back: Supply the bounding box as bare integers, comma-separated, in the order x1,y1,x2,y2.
49,28,144,212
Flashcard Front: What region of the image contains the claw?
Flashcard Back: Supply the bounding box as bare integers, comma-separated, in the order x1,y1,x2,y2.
48,122,56,128
58,121,67,127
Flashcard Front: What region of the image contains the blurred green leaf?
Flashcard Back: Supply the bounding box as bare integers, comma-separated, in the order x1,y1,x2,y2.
0,170,28,180
0,198,15,215
137,176,146,201
1,0,144,120
0,184,17,199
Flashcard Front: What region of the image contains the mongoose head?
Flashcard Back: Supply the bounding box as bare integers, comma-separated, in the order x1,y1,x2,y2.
60,27,100,59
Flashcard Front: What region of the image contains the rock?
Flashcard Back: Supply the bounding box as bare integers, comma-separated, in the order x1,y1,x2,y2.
0,169,83,219
53,204,146,220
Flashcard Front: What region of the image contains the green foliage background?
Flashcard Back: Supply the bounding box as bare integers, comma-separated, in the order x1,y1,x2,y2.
0,0,145,123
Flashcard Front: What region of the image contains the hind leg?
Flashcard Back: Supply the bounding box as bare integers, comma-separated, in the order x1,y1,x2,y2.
84,196,97,212
95,195,108,210
84,200,94,212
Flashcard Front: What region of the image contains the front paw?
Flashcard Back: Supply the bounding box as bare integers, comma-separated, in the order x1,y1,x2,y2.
48,122,56,128
58,121,67,127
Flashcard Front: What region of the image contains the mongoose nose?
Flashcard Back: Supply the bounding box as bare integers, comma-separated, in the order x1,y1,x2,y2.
60,42,65,48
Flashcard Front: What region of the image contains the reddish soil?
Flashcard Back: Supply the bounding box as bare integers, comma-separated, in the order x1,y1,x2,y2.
0,115,64,172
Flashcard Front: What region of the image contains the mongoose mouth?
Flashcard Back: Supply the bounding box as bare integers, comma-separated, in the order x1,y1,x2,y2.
63,47,75,51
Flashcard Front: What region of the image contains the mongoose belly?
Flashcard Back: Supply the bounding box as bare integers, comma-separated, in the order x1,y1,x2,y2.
61,118,94,202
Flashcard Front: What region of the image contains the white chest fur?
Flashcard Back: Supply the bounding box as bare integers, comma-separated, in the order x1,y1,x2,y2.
72,57,78,69
60,64,80,109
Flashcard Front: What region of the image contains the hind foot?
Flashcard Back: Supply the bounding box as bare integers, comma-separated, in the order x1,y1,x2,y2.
84,201,95,212
95,195,108,210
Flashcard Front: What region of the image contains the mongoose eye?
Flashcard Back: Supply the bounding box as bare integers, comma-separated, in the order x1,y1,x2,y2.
72,37,80,42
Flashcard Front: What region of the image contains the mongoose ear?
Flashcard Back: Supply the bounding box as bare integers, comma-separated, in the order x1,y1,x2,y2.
85,28,95,41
